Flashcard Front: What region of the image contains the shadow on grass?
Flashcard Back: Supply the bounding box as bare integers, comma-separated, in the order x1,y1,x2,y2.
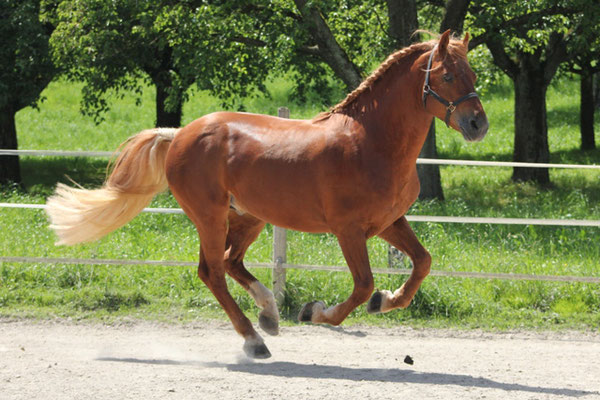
547,104,580,129
96,357,596,397
550,147,600,165
19,156,109,195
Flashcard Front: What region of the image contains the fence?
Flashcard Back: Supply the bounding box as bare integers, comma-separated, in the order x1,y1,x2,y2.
1,107,600,307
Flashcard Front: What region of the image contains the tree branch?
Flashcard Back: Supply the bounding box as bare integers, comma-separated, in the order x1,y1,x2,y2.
468,33,487,50
470,5,580,50
485,36,518,79
440,0,470,33
543,31,569,85
230,35,267,48
296,44,321,57
499,6,578,31
292,0,363,89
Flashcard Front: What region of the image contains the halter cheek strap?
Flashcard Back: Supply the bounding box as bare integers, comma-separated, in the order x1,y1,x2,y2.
422,45,479,127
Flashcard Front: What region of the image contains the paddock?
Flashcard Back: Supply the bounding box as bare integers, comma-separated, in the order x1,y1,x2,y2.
1,320,599,399
1,117,600,397
2,145,600,296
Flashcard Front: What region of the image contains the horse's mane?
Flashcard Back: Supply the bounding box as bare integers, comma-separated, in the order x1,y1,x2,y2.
316,37,467,120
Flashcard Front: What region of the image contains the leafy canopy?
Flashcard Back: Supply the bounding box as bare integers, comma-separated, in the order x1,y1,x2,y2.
0,0,56,112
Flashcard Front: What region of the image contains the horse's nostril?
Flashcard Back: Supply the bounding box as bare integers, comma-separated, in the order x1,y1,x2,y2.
470,119,478,130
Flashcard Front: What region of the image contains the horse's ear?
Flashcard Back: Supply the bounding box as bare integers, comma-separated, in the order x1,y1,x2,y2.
463,32,470,49
439,29,451,57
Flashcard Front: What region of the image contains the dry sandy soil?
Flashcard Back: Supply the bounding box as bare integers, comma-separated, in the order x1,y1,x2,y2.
1,319,599,400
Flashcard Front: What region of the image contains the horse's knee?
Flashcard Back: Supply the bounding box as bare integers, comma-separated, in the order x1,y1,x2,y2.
354,277,375,303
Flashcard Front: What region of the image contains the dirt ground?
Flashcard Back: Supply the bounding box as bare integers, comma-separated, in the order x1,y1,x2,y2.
1,319,599,400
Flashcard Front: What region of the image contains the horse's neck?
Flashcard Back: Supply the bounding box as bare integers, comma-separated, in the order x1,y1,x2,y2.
356,63,433,162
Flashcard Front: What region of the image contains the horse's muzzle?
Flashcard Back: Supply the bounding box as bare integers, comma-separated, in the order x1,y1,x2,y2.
458,111,488,142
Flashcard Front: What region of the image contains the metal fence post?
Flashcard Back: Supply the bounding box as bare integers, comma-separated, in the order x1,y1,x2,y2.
272,106,289,308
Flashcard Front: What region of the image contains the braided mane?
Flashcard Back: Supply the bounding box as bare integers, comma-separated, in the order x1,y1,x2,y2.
328,41,434,115
316,37,467,120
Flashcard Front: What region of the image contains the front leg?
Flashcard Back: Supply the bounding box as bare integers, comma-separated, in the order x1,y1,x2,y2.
298,229,374,326
367,216,431,314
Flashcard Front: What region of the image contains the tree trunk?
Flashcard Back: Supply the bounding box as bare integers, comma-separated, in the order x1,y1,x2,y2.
155,82,182,128
417,122,444,200
580,73,596,150
440,0,471,33
386,0,419,48
594,72,600,109
293,0,363,90
0,104,21,185
512,70,550,184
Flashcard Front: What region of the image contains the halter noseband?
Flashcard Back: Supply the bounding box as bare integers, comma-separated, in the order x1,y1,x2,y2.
422,45,479,127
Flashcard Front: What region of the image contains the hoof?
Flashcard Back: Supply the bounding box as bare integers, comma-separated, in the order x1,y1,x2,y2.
259,312,279,336
367,291,383,314
298,301,325,323
243,340,272,359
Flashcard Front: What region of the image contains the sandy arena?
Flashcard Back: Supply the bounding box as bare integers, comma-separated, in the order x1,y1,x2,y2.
1,319,599,399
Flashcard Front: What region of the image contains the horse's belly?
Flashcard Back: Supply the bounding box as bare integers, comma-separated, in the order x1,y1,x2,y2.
230,192,330,233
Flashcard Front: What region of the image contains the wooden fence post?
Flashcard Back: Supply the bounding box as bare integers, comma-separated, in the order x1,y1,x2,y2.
272,107,289,308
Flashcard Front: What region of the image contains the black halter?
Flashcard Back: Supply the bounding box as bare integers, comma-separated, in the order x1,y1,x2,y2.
422,45,479,127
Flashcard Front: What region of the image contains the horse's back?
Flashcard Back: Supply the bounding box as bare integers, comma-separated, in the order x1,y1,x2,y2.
165,111,414,234
165,111,335,231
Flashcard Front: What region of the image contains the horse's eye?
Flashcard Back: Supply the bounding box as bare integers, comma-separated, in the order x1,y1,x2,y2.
443,73,453,82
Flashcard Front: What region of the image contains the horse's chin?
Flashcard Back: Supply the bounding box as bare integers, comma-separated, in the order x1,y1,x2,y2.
461,129,486,142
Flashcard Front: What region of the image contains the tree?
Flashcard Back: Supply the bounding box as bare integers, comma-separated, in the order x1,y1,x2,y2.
292,0,362,90
595,73,600,109
50,0,275,127
562,7,600,151
0,0,57,185
573,60,600,151
468,2,596,183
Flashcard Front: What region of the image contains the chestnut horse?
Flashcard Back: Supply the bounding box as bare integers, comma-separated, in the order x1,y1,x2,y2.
47,30,488,359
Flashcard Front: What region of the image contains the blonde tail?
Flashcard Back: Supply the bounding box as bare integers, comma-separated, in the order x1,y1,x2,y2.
46,128,179,245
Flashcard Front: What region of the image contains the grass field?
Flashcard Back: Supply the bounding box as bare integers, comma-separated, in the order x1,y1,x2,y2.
1,76,600,330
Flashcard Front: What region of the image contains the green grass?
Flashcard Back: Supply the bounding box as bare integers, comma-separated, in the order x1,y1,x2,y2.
1,76,600,331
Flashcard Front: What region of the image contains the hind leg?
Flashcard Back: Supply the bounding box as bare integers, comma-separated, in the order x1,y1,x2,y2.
224,210,279,336
197,243,270,359
172,191,270,358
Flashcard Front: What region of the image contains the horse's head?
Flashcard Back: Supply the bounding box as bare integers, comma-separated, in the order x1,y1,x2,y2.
421,30,488,142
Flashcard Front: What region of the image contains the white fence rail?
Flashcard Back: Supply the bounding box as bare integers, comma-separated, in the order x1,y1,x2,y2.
1,256,599,284
2,202,600,227
2,110,600,304
2,148,600,170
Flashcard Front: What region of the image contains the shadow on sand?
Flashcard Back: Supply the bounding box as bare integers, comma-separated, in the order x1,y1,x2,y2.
96,356,596,398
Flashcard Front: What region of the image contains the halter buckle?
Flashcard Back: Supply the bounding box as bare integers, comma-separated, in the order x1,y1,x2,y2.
447,102,456,113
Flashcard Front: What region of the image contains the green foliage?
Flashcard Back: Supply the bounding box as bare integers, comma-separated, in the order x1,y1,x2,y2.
317,0,391,69
467,1,599,74
0,0,57,111
49,0,276,122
